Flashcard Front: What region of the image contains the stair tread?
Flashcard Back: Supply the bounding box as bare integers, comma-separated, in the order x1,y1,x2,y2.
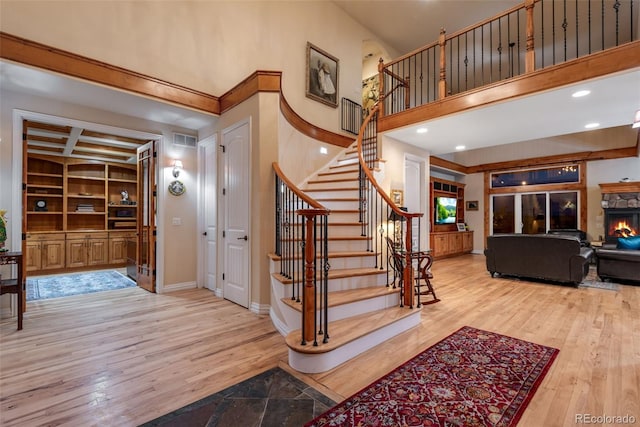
285,306,420,354
307,178,358,184
281,285,399,312
317,170,358,177
268,250,379,261
272,266,385,284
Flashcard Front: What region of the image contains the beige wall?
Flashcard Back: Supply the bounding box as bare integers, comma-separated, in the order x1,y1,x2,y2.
0,0,378,135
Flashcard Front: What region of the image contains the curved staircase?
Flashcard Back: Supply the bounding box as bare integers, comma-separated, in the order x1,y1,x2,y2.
270,145,422,374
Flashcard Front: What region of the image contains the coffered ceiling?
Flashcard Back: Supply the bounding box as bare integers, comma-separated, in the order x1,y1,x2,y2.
24,120,148,164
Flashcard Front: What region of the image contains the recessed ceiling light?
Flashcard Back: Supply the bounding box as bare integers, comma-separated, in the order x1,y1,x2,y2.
585,122,600,129
416,127,428,134
455,145,466,151
572,90,591,98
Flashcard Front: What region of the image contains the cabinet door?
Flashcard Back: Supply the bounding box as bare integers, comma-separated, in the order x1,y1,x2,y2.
433,234,449,256
463,232,473,252
66,240,87,268
87,238,109,266
25,242,42,271
109,238,128,264
42,240,66,270
451,233,463,253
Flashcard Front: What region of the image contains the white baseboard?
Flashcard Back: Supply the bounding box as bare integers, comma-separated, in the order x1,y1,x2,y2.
161,281,197,293
250,302,270,315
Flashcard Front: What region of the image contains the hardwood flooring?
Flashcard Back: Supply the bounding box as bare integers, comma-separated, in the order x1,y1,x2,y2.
1,254,638,426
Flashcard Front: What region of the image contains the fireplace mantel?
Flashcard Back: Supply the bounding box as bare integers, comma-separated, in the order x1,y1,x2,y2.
599,182,640,193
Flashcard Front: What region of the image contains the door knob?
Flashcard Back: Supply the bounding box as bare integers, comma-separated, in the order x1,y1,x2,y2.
203,232,207,236
237,235,248,241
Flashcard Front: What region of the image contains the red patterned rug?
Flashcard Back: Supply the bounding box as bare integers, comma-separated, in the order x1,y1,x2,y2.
306,326,559,427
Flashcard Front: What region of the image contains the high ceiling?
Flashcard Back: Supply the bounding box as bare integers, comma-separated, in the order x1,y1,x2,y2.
1,1,638,161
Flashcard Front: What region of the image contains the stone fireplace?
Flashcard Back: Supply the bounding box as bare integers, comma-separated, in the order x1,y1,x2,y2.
599,182,640,244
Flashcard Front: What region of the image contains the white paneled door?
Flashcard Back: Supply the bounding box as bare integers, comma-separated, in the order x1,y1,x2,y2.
222,119,250,308
199,136,217,292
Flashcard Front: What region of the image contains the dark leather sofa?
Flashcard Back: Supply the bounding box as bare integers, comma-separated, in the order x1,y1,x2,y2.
485,234,594,285
595,245,640,284
547,229,590,247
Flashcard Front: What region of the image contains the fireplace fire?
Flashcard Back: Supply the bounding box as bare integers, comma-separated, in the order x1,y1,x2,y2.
604,209,640,243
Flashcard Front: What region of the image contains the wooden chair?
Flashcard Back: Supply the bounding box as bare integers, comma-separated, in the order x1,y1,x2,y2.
385,237,439,307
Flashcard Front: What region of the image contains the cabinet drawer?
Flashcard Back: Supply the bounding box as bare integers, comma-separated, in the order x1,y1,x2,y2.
109,231,136,239
27,233,65,241
67,232,109,240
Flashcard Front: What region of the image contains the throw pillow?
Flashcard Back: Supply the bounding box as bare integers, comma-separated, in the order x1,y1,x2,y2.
617,235,640,250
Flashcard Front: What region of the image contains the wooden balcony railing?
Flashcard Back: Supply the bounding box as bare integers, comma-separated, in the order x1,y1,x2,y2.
379,0,638,116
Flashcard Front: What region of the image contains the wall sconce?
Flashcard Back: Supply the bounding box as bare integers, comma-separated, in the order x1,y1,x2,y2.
172,160,183,178
632,109,640,129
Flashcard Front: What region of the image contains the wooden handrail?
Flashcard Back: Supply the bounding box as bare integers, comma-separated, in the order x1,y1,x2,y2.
272,162,329,212
356,102,423,307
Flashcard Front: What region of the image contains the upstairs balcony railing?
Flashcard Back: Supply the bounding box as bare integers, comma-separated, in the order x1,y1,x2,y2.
379,0,638,116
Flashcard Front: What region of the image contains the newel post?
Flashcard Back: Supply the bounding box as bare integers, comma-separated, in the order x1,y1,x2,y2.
297,209,320,344
403,217,415,307
438,28,447,100
378,58,385,117
525,0,536,73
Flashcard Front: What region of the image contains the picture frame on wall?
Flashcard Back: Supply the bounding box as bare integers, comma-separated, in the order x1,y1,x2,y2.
306,42,339,108
466,200,479,211
390,189,404,206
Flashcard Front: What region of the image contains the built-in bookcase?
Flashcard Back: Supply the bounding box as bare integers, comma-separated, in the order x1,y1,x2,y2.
24,154,138,273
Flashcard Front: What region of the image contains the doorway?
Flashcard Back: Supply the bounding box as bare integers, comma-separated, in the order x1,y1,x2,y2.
16,110,162,300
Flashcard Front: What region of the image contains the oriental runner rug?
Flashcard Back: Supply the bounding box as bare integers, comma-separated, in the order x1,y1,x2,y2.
306,326,559,427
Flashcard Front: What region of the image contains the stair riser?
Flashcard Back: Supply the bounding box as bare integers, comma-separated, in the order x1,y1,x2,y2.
327,239,370,252
305,190,359,199
317,200,360,211
327,212,360,223
305,180,359,190
326,273,389,292
271,254,378,270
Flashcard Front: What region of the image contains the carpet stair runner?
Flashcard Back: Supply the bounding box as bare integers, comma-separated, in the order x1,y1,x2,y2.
270,144,422,374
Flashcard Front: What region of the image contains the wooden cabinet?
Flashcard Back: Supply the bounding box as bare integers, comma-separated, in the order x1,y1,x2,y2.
24,154,138,273
109,231,135,264
65,232,109,268
430,231,473,258
25,233,66,272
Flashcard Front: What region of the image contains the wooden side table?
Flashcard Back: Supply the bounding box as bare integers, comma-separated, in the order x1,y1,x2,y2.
0,251,24,330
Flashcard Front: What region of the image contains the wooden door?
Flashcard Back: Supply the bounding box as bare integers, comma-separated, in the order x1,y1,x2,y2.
25,241,42,272
222,120,250,308
109,238,128,264
136,141,156,293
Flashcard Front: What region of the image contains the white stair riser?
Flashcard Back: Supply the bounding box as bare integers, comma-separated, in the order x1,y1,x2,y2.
326,272,388,292
327,255,379,269
288,311,422,373
327,239,370,252
305,189,359,199
317,200,360,211
327,212,360,223
305,180,359,190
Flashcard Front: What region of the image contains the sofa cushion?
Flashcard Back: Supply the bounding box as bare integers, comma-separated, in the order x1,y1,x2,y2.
617,236,640,250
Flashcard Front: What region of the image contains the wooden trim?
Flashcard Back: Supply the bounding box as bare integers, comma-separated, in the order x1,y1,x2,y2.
465,146,637,174
280,94,354,148
429,156,468,174
219,70,282,113
379,41,640,132
598,182,640,193
0,32,220,114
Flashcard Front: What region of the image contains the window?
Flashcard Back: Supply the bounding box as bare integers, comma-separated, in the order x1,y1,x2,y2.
491,165,580,188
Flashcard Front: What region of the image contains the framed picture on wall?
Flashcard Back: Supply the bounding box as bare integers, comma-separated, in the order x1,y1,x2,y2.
390,189,404,206
466,200,479,211
306,42,339,108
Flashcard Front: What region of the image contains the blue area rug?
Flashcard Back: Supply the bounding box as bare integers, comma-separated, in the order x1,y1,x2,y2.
27,270,136,301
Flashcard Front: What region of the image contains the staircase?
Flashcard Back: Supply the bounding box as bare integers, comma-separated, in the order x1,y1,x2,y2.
269,145,422,374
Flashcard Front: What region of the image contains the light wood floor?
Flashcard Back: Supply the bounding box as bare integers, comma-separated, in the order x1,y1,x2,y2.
1,254,638,426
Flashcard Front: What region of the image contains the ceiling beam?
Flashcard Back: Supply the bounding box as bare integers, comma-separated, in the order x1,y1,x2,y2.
63,127,82,157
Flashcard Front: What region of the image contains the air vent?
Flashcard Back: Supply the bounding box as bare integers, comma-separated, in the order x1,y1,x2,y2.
173,133,197,148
